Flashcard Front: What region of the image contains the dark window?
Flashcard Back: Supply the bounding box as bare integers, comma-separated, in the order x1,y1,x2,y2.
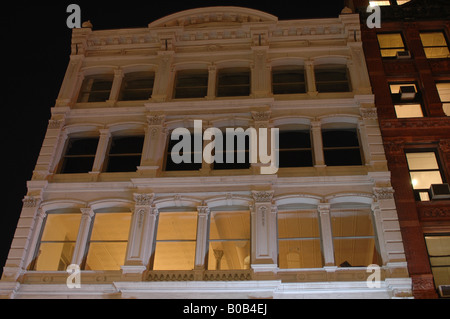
213,130,251,170
78,75,113,103
217,68,251,97
174,70,208,99
322,128,362,166
277,130,313,168
119,72,154,101
315,64,350,93
104,136,144,172
272,66,306,94
165,132,202,171
59,137,99,174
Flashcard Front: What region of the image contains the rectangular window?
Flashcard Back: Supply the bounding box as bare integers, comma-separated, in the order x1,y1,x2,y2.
272,66,306,94
104,135,144,172
315,64,350,93
84,211,132,271
406,151,444,201
153,211,198,270
164,131,203,171
78,75,113,103
33,213,81,271
377,33,407,58
119,72,154,101
278,210,322,269
425,235,450,294
59,137,99,174
322,128,362,166
420,32,450,59
213,130,251,170
174,70,209,99
277,130,313,168
331,209,380,267
436,82,450,116
217,68,251,97
208,211,250,270
390,83,424,118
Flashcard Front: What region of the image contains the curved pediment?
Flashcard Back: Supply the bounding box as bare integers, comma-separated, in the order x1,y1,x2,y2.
148,6,278,28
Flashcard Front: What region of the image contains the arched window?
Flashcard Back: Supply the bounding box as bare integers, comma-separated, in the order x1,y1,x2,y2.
314,63,351,93
272,65,306,95
216,67,251,97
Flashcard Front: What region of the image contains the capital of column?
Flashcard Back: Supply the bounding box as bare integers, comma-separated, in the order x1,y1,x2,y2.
197,206,211,216
80,207,95,218
318,203,331,214
133,193,155,206
251,190,274,203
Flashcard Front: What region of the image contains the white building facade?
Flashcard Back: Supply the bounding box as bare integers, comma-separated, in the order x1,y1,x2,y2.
1,7,412,299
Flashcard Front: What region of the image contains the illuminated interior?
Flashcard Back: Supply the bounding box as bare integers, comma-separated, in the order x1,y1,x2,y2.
420,32,450,59
377,33,406,57
425,236,450,289
85,211,132,270
436,82,450,116
406,152,443,191
278,210,322,269
208,210,250,270
331,209,380,267
34,213,81,271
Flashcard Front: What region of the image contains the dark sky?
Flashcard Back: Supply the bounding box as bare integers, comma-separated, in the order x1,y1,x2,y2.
0,0,346,277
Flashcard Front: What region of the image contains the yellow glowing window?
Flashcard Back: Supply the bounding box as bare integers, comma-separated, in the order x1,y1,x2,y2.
377,33,406,58
34,213,81,271
278,210,322,269
369,1,391,6
84,211,132,271
425,236,450,290
436,82,450,116
153,211,198,270
331,210,380,267
406,152,443,191
208,211,250,270
420,32,450,59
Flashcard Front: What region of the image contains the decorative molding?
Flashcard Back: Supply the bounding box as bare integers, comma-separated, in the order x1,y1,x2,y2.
147,115,165,126
251,190,274,203
360,108,378,120
22,196,41,208
419,206,450,220
133,193,154,206
373,187,395,200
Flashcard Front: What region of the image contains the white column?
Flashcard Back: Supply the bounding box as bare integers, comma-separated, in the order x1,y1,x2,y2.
318,203,335,267
55,55,85,107
251,46,270,98
123,194,156,274
305,60,318,96
91,129,111,174
152,51,175,102
138,115,167,176
72,208,95,267
311,121,325,167
251,191,277,269
107,69,124,103
194,206,210,270
358,119,371,166
206,65,217,99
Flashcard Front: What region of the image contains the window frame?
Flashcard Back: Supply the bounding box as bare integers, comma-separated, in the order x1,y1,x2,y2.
173,69,209,99
389,82,425,118
103,135,145,173
216,67,251,98
58,136,100,174
314,63,351,93
376,32,407,58
436,81,450,116
118,71,155,101
164,129,203,172
277,129,313,168
271,65,307,95
77,74,114,103
321,127,363,166
419,31,450,59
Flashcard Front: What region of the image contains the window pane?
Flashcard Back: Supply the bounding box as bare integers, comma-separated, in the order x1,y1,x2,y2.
34,242,76,271
331,211,375,238
90,212,131,241
420,32,450,59
60,157,96,174
322,129,359,148
60,138,99,174
425,236,450,288
278,211,319,239
154,241,197,270
41,214,81,242
217,68,251,97
410,171,443,189
272,66,306,94
156,212,198,241
425,236,450,256
65,138,99,156
165,133,202,171
406,152,439,170
85,242,128,270
208,240,250,270
278,239,322,269
120,72,154,101
174,70,208,99
377,33,405,57
210,211,250,241
78,76,113,103
394,104,423,118
389,83,417,94
436,83,450,116
334,238,377,267
315,64,350,93
105,136,144,172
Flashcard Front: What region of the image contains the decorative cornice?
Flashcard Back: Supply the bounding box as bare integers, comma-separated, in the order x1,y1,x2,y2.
251,111,271,122
147,115,165,126
373,187,395,200
360,108,378,120
251,190,274,203
22,196,41,208
133,193,154,206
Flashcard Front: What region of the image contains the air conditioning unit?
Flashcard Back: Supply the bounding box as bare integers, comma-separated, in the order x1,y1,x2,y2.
396,50,411,59
400,85,416,100
439,285,450,298
430,183,450,200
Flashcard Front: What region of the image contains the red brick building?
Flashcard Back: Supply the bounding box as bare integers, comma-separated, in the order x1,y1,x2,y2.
351,0,450,298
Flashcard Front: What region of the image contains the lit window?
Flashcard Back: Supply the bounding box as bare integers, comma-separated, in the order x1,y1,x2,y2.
104,135,144,172
331,209,380,267
174,70,209,99
78,74,114,102
420,32,450,59
314,64,351,93
369,1,391,6
278,210,322,269
390,83,424,118
119,71,154,101
425,235,450,294
377,33,406,58
217,67,251,97
436,82,450,116
272,66,306,94
406,151,444,201
322,127,362,166
33,213,81,271
84,211,132,270
208,211,250,270
59,137,99,174
153,211,198,270
277,130,313,168
397,0,411,4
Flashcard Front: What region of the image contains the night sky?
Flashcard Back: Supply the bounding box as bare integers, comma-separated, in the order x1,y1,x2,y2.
0,0,346,277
